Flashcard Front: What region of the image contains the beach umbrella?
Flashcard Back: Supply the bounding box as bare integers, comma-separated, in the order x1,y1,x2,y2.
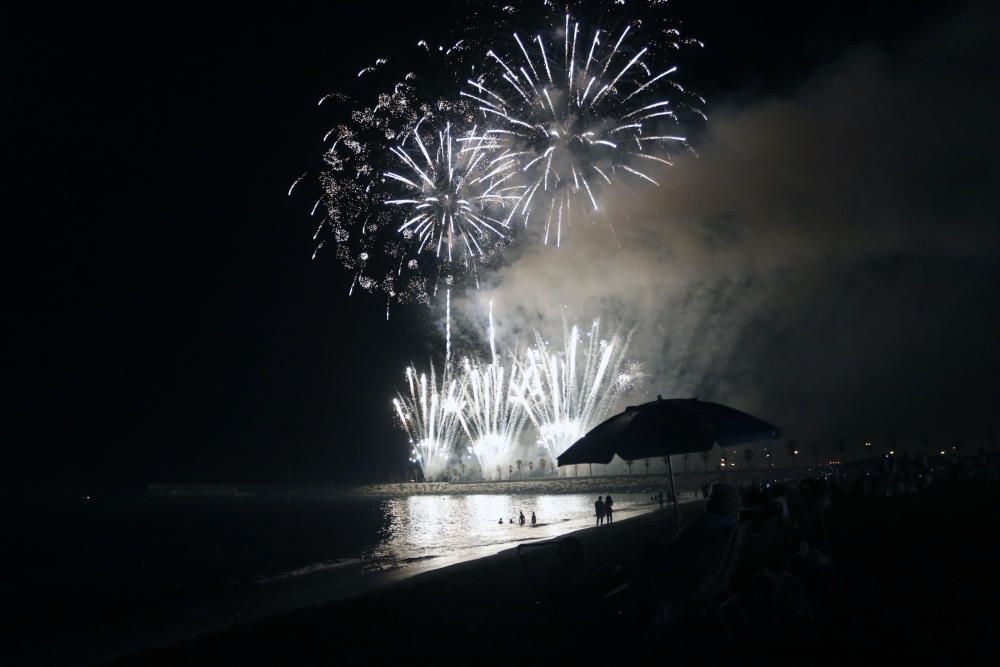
557,397,781,524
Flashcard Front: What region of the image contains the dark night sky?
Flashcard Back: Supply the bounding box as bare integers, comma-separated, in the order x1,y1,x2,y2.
6,1,996,493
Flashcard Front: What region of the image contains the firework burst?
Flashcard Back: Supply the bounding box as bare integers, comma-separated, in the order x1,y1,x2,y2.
311,44,484,311
458,303,529,479
464,3,703,245
516,319,634,466
393,362,467,481
392,291,468,480
386,119,525,265
392,303,640,479
300,3,703,311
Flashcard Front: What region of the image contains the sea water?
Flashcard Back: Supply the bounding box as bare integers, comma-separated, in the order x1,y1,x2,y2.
5,492,658,665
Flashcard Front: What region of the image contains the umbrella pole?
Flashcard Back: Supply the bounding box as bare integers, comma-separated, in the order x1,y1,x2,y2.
667,455,680,532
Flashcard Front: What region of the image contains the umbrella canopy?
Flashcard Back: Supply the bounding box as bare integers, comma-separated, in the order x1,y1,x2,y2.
557,397,781,466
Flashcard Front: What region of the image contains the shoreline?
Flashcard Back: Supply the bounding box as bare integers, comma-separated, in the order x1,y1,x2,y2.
34,498,691,667
111,480,1000,666
108,499,707,666
98,501,696,666
376,499,699,589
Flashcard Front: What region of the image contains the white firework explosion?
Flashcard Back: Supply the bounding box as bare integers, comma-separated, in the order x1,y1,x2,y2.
386,119,526,264
458,302,529,479
393,362,467,481
464,6,703,245
515,319,632,466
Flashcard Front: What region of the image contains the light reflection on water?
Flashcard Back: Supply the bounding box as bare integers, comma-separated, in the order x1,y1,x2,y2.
364,494,657,571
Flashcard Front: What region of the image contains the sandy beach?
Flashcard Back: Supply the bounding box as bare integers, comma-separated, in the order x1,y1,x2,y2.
104,501,702,666
103,478,1000,665
6,492,690,667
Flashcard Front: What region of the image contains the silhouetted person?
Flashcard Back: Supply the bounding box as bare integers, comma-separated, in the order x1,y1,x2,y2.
605,495,614,524
498,517,503,524
508,518,513,524
595,496,605,526
519,511,525,526
701,481,711,499
658,491,665,509
531,511,537,526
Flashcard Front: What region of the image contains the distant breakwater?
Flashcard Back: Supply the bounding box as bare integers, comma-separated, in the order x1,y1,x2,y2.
353,471,723,498
147,467,812,499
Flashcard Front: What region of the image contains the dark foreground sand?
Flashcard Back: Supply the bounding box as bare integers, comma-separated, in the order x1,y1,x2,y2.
107,480,1000,665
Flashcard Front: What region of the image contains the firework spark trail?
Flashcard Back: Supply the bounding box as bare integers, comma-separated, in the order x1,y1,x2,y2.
515,319,632,466
392,291,469,480
393,362,467,481
458,302,528,479
287,172,307,196
464,6,702,244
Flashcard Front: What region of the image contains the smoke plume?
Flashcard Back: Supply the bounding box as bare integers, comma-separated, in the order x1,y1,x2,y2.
453,3,1000,444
